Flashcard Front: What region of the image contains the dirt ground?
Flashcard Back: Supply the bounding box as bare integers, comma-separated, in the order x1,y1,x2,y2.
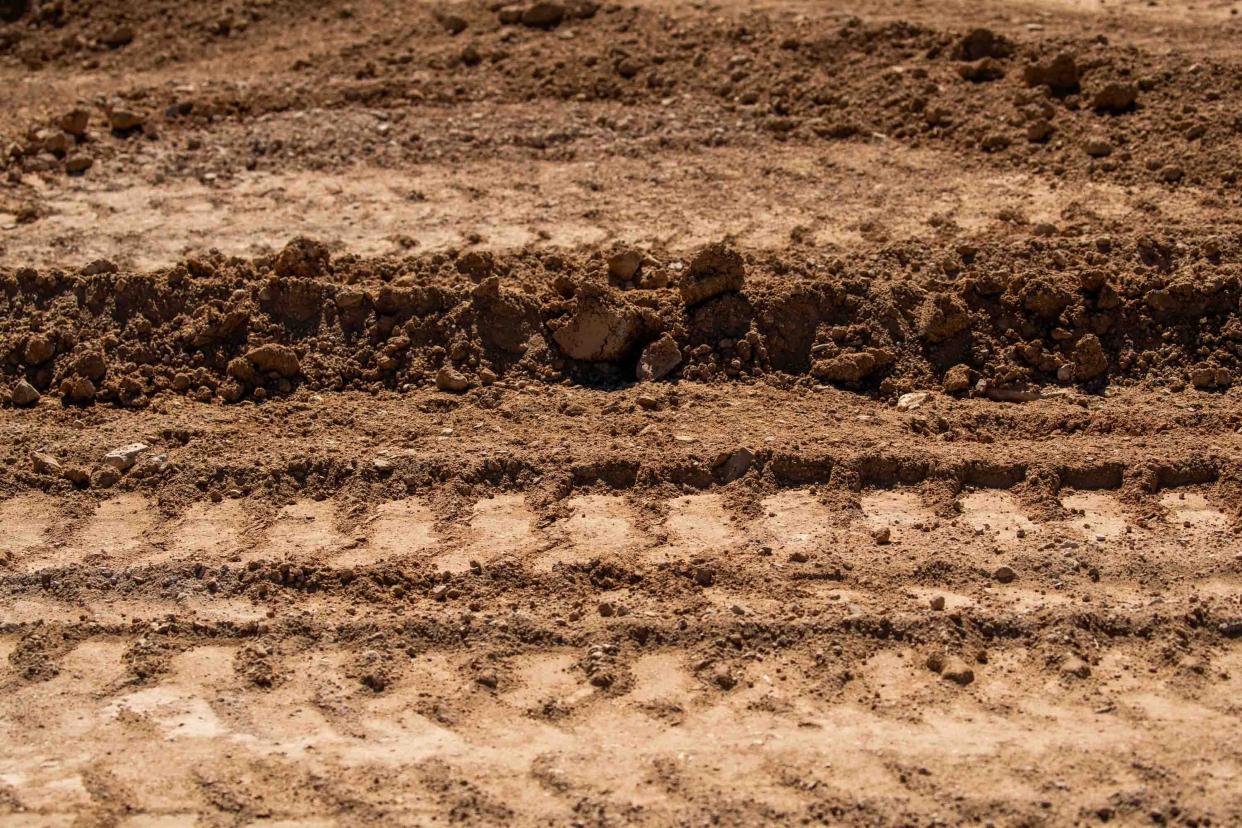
1,0,1241,825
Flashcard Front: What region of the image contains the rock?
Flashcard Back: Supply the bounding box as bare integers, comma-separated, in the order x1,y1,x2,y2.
717,446,755,483
1061,655,1091,679
993,565,1016,584
943,364,977,393
245,344,301,377
100,25,134,48
958,58,1005,82
984,383,1041,403
693,566,715,587
59,109,90,137
23,334,56,366
636,334,681,381
107,108,145,132
273,236,331,279
435,366,472,393
954,28,1011,61
62,466,90,486
1084,137,1114,158
72,350,107,382
608,249,643,281
103,443,149,472
65,376,96,404
30,451,61,475
521,1,565,27
1023,53,1080,93
92,466,122,489
811,350,887,383
1092,82,1137,113
981,132,1010,152
11,379,40,407
896,391,930,411
65,154,93,175
1072,334,1108,380
497,4,523,23
680,242,745,305
40,130,71,156
940,656,975,686
711,667,737,690
929,596,946,611
0,0,31,23
1190,366,1218,389
553,287,640,361
872,527,891,545
227,356,257,384
1026,119,1054,143
436,11,468,34
1159,163,1184,183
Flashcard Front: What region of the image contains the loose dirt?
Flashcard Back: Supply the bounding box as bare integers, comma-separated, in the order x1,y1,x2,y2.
1,0,1241,825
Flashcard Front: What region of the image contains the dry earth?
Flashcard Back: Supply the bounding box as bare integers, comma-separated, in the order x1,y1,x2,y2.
1,0,1241,825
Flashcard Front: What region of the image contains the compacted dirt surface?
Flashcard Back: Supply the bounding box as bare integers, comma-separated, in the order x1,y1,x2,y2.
2,0,1242,825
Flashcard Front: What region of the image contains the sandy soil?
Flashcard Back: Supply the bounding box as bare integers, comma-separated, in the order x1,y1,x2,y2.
1,0,1241,825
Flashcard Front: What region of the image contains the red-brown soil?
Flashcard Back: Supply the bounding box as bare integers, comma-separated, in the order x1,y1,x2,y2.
1,0,1241,825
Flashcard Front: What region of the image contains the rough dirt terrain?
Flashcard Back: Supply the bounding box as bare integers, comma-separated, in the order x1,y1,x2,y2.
1,0,1242,825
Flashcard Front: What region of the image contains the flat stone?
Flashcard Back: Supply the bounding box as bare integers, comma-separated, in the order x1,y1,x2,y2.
103,443,149,472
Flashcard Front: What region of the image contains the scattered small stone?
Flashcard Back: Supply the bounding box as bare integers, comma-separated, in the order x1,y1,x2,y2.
694,566,715,587
942,364,977,393
103,443,149,472
790,551,809,563
993,565,1016,584
436,11,468,34
598,601,614,617
1159,163,1184,183
929,595,946,611
635,394,659,410
872,527,891,545
11,379,40,407
1026,119,1054,143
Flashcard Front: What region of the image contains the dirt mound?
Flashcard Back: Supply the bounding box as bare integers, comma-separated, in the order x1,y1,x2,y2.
0,234,1238,407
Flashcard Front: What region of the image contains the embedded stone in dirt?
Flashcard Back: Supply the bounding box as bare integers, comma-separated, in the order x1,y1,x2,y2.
521,2,565,27
811,349,890,383
103,443,149,471
245,344,301,377
30,451,61,475
716,446,755,483
59,109,90,137
680,242,746,305
553,287,641,361
23,334,56,366
0,0,29,23
993,565,1016,584
65,155,93,175
107,108,146,132
1061,655,1091,679
636,334,681,382
11,379,39,407
1084,137,1114,158
953,28,1011,61
1092,82,1137,114
896,391,930,411
608,250,643,282
940,656,975,686
435,10,468,34
943,364,977,393
1072,334,1108,380
435,366,472,393
958,58,1004,83
1023,53,1079,93
273,237,331,279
